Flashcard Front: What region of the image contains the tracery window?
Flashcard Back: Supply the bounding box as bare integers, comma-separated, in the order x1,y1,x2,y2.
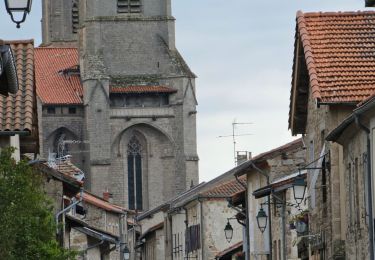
117,0,141,13
53,132,68,158
127,136,143,210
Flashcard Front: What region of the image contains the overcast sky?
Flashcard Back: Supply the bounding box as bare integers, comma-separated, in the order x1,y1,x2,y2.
0,0,366,182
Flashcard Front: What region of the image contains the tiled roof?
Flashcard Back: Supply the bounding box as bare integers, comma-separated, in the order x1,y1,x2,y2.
0,40,35,133
77,191,129,214
139,222,164,240
252,138,303,162
203,176,246,197
54,159,84,181
35,48,83,105
110,85,177,94
215,241,243,258
296,11,375,103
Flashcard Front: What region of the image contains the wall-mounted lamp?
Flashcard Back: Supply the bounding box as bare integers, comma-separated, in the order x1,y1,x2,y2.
256,208,268,233
292,176,306,205
224,220,234,243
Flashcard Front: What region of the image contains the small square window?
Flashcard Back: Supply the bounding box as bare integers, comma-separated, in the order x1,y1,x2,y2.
69,107,77,114
47,107,56,114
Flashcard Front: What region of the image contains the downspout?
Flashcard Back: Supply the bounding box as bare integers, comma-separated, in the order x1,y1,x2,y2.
235,174,251,260
354,114,374,260
198,197,205,260
184,206,189,260
250,162,272,260
55,188,84,235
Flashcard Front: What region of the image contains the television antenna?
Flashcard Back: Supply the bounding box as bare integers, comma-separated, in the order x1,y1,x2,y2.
218,119,253,165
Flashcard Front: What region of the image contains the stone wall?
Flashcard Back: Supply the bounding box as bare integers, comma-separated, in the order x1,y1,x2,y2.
304,88,353,259
335,123,370,259
38,102,85,168
247,140,305,259
201,199,243,260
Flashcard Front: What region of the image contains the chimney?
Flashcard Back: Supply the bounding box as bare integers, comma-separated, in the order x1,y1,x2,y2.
236,151,251,165
103,191,112,203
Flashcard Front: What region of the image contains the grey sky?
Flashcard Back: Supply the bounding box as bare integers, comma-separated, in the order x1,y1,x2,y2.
0,0,365,181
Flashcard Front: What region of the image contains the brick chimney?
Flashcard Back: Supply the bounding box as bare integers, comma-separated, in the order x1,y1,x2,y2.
103,191,110,202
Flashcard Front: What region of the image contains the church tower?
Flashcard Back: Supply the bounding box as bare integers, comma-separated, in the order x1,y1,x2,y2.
41,0,79,46
40,0,199,210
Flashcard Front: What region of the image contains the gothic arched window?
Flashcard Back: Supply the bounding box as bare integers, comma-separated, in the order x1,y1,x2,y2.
127,136,143,210
53,132,68,158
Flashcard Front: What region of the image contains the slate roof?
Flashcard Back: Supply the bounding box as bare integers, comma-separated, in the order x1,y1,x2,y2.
0,40,35,133
35,48,83,105
110,85,177,94
296,11,375,103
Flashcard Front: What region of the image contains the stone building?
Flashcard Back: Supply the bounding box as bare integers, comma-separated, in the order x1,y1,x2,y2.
289,11,375,259
326,94,375,260
137,175,246,260
36,0,199,211
234,138,305,260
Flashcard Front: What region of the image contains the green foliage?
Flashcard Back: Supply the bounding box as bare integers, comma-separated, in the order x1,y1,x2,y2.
0,147,76,260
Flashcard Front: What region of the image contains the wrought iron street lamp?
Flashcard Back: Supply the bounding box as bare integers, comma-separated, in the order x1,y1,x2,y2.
256,208,268,233
292,176,306,205
5,0,32,28
122,245,130,260
224,220,234,243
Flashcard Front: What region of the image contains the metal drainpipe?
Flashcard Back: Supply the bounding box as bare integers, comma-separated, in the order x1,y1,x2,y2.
250,162,272,260
55,187,84,235
235,175,251,260
281,202,286,260
184,206,189,260
354,114,374,260
198,197,205,260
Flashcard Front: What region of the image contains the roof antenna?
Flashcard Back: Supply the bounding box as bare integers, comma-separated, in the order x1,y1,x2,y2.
218,119,253,165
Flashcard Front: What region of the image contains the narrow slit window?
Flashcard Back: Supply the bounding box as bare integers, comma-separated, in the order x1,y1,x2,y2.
72,0,79,33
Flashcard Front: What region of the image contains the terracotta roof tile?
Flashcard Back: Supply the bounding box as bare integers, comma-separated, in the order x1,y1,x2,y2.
296,11,375,103
110,85,177,94
77,192,129,214
203,176,246,197
0,40,36,133
215,241,243,258
35,48,83,105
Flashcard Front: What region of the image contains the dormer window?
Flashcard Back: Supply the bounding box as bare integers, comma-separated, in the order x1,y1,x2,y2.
117,0,141,13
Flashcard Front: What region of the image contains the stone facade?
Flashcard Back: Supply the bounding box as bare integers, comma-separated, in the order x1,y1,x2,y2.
326,102,375,260
138,197,243,260
303,88,353,260
39,0,199,211
41,0,79,46
245,140,305,259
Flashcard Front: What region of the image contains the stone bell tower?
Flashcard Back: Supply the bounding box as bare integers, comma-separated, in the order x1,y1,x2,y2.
41,0,79,46
41,0,199,210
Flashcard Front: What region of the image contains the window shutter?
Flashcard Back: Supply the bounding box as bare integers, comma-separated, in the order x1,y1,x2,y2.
118,0,141,13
